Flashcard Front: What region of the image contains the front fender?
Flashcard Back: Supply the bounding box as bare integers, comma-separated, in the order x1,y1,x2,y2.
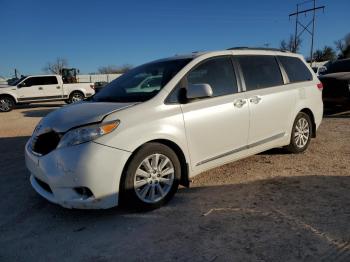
0,90,18,103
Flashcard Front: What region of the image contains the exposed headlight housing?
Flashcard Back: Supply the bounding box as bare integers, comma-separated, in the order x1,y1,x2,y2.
57,120,120,148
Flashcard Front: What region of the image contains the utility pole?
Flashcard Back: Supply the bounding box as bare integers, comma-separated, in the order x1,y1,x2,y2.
289,0,325,65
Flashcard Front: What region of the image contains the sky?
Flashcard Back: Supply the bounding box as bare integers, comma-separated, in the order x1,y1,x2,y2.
0,0,349,77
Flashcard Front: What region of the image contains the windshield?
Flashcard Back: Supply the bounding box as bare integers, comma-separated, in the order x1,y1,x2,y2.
8,76,27,86
92,58,192,103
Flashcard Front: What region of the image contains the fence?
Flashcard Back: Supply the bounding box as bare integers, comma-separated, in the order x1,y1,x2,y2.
77,73,122,83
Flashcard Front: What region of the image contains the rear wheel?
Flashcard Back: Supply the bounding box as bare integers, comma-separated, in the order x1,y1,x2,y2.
67,91,84,104
120,143,181,210
285,112,312,153
0,96,15,112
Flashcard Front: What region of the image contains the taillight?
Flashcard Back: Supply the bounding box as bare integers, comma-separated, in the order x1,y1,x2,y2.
317,82,323,91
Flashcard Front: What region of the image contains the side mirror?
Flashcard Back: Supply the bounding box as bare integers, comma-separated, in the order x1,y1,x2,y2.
17,82,26,88
187,83,213,100
318,66,327,75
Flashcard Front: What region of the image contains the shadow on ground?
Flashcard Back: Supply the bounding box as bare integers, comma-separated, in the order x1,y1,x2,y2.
21,108,58,118
17,103,63,118
16,103,63,109
0,136,349,262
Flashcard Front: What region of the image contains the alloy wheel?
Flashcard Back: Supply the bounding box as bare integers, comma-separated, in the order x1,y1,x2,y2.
0,97,13,112
294,117,310,148
71,93,83,103
134,153,175,203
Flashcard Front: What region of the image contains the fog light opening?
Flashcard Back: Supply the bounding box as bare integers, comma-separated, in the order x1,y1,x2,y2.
74,187,93,199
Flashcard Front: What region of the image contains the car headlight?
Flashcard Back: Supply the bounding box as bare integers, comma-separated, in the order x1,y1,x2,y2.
57,120,120,148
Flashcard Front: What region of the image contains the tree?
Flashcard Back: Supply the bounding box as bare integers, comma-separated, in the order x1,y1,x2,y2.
280,35,302,53
321,46,336,61
313,49,324,62
43,57,68,74
335,33,350,59
313,46,336,62
97,64,132,74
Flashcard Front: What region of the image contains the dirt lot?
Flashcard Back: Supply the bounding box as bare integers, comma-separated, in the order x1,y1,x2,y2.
0,103,349,262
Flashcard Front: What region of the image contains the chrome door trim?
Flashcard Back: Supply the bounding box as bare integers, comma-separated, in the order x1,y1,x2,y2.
196,132,285,166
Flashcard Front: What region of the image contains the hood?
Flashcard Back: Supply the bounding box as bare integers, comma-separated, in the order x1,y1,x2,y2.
40,101,137,133
319,72,350,81
0,84,11,88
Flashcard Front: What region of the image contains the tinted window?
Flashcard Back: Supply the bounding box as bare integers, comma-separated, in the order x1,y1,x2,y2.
278,56,312,82
23,76,58,86
93,58,192,103
326,59,350,73
43,76,58,85
238,55,283,90
187,57,238,97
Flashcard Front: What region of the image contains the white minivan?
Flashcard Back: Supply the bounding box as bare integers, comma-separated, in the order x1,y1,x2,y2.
25,48,323,209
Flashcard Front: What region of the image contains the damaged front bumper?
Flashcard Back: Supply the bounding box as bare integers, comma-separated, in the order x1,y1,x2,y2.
25,139,131,209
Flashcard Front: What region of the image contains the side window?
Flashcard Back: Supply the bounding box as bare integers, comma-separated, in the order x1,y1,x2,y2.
187,57,238,97
238,55,283,91
278,56,312,83
23,77,41,87
22,76,58,86
42,76,58,85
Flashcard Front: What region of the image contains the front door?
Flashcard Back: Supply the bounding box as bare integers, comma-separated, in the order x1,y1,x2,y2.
17,77,46,101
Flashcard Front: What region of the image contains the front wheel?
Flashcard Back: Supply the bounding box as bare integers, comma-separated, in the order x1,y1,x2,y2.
0,96,15,112
120,143,181,210
285,112,312,153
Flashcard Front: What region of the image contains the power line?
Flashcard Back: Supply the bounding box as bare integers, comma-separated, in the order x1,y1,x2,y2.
289,0,325,65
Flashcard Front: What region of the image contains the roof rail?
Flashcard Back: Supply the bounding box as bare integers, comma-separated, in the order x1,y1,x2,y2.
227,47,290,52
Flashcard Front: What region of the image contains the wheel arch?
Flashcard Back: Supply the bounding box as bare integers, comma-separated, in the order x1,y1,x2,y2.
299,108,316,138
68,89,85,97
0,93,17,103
120,139,190,194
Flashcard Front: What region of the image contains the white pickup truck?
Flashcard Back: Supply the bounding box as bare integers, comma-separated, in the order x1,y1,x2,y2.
0,75,95,112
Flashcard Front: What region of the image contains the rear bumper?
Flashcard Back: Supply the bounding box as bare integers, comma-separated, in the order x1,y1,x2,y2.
25,139,131,209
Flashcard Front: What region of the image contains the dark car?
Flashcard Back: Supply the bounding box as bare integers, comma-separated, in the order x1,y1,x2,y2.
319,58,350,106
94,81,108,93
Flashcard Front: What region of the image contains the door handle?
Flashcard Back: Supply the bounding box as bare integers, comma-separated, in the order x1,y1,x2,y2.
38,87,43,90
249,96,262,104
56,86,61,89
233,99,246,108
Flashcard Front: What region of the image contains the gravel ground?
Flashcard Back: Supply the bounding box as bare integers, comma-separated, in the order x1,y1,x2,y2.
0,102,349,262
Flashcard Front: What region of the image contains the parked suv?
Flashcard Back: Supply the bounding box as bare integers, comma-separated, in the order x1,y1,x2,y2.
25,48,323,209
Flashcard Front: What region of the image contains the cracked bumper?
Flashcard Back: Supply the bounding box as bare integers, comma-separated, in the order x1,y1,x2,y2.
25,139,131,209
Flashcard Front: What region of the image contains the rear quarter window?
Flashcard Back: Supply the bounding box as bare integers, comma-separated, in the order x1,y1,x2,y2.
278,56,313,83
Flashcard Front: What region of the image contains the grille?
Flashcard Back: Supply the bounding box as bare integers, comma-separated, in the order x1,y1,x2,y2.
32,131,61,156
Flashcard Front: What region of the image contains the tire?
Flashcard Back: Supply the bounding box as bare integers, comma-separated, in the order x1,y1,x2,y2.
67,91,84,104
120,142,181,210
285,112,312,154
0,95,15,112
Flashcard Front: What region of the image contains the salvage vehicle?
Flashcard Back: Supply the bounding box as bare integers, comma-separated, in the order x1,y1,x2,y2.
318,58,350,106
25,48,323,209
0,75,95,112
